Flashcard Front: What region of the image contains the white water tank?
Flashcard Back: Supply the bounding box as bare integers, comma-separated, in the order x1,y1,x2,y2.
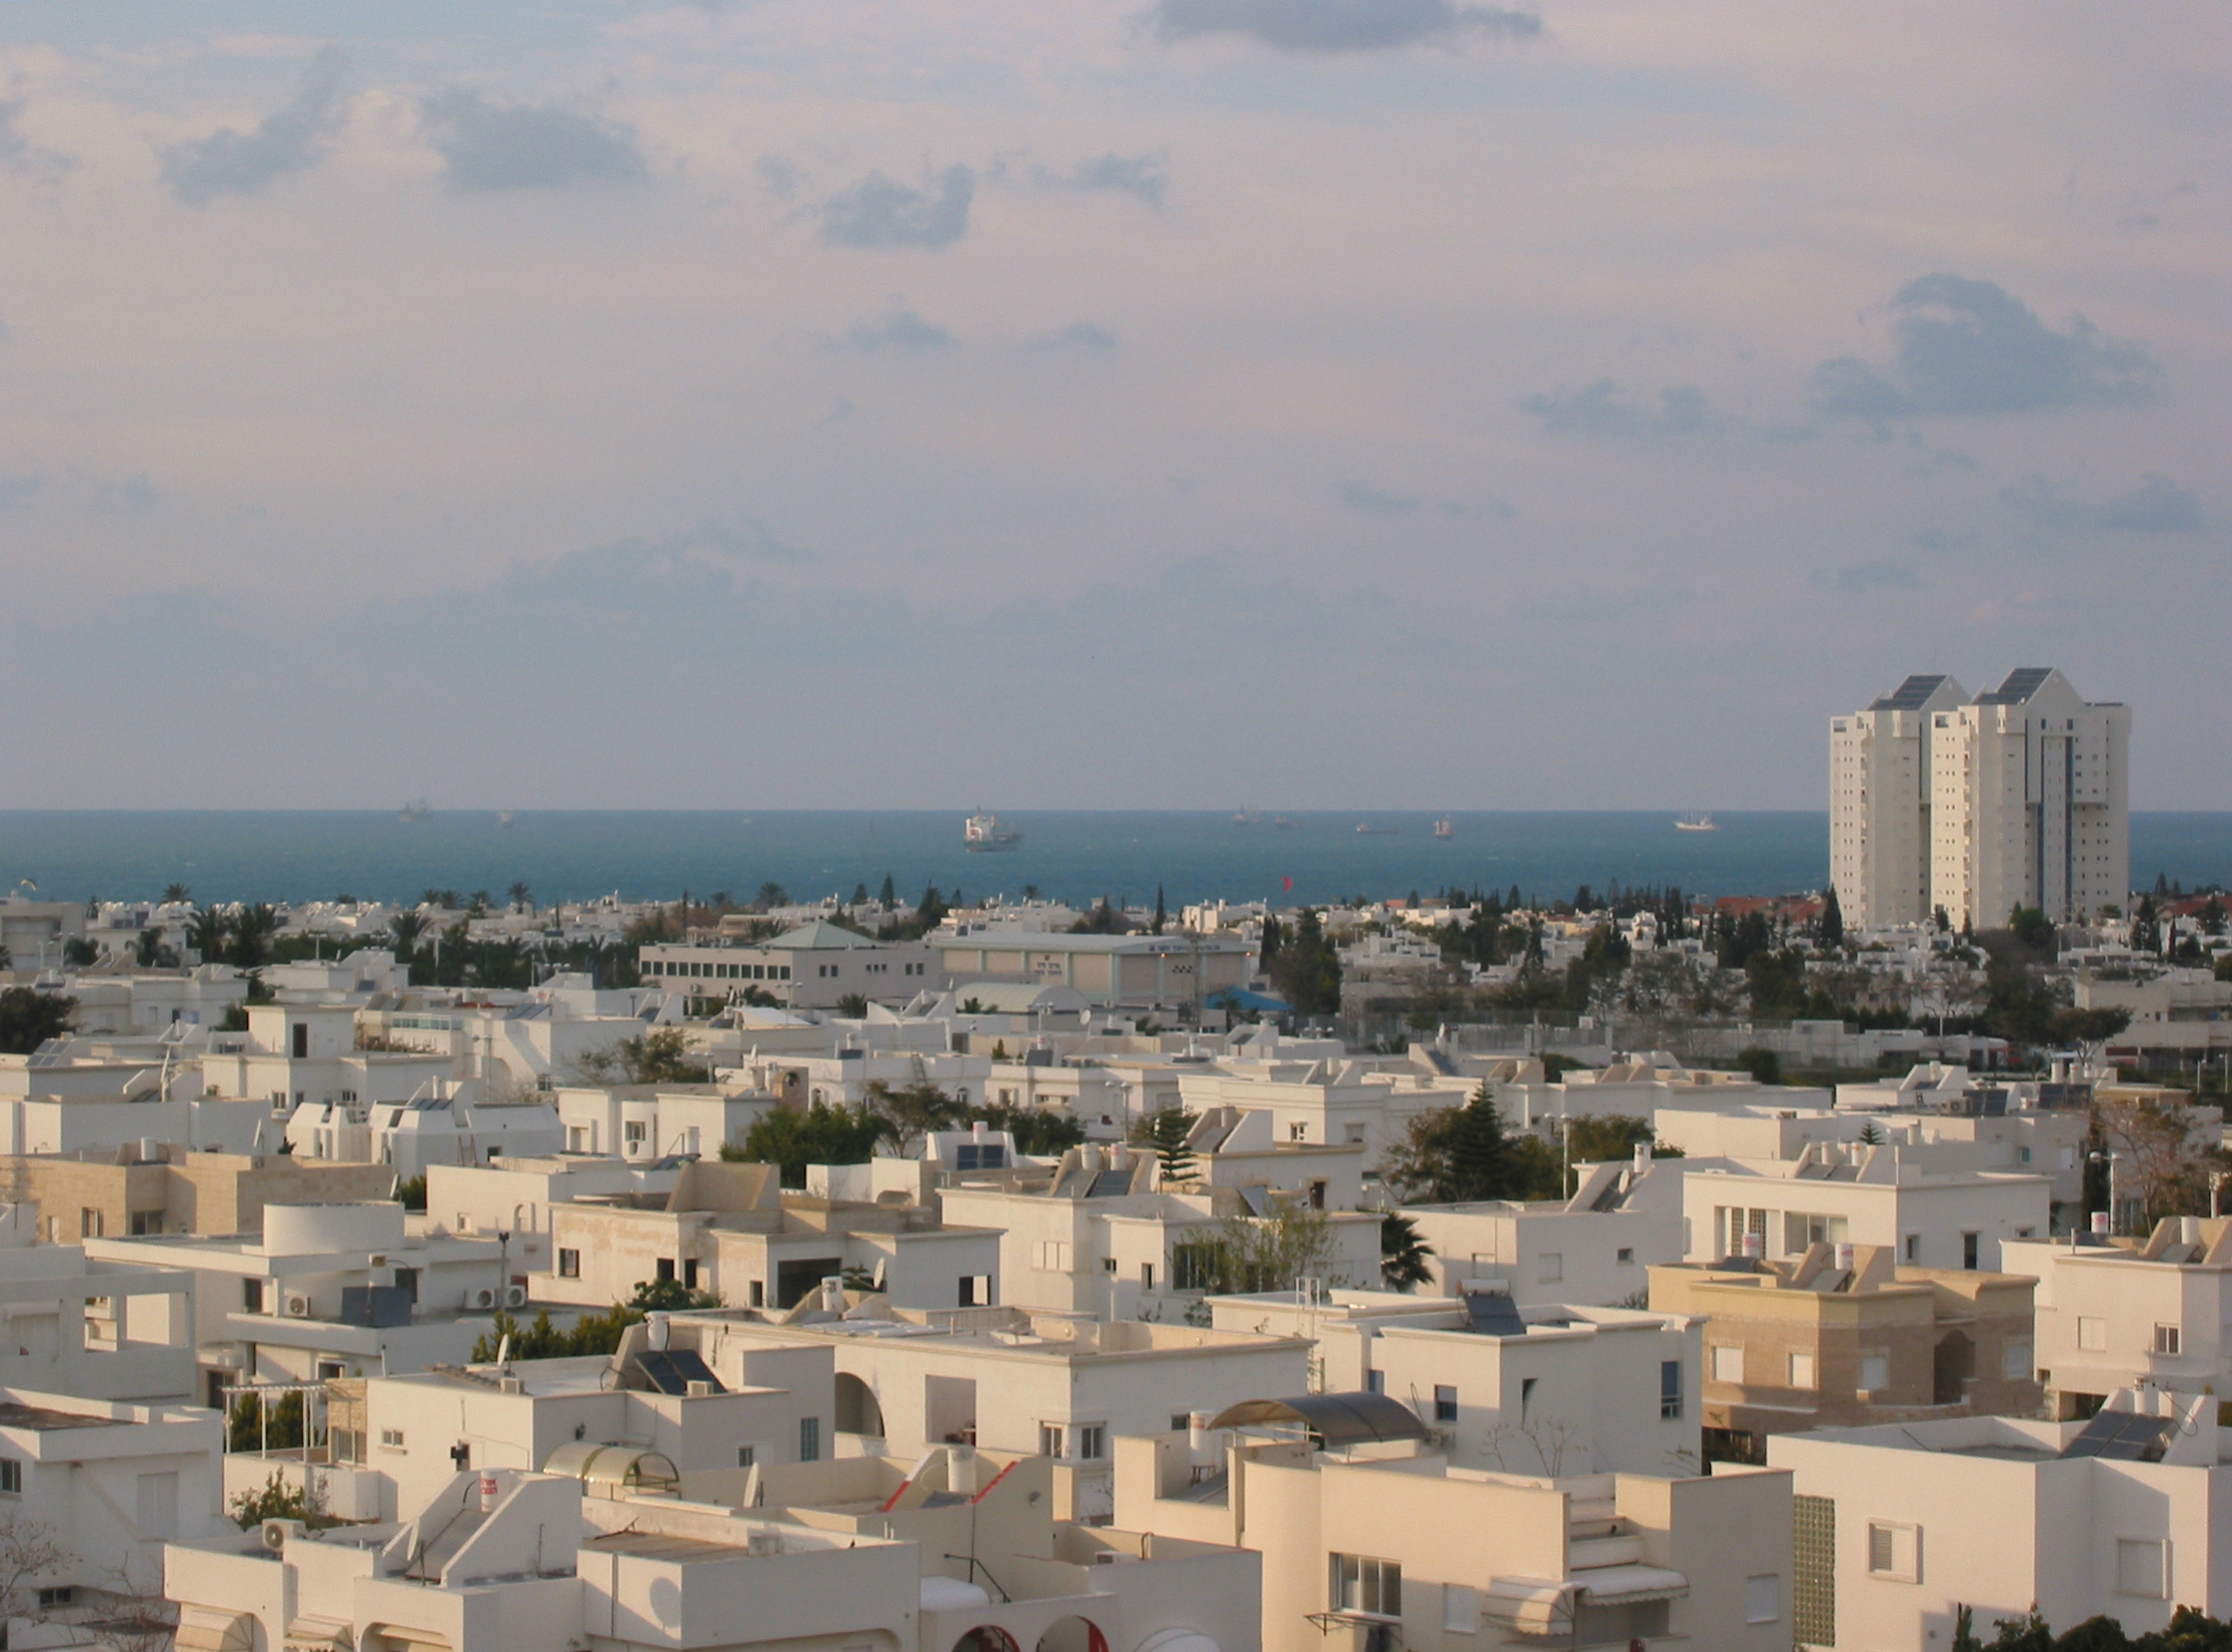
920,1576,993,1612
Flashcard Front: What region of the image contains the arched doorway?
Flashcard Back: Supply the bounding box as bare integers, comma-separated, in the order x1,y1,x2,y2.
836,1372,885,1438
953,1629,1021,1652
1036,1618,1108,1652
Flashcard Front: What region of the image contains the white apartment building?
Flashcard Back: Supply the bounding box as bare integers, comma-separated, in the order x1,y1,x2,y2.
2000,1217,2232,1417
1683,1144,2052,1272
86,1201,511,1400
1829,673,1969,928
550,1081,777,1160
421,1154,686,1277
1401,1151,1686,1308
1831,667,2131,932
689,1304,1313,1521
285,1082,565,1176
1116,1401,1794,1652
936,929,1254,1012
1771,1387,2232,1649
0,1244,199,1401
0,1384,225,1626
1206,1288,1700,1477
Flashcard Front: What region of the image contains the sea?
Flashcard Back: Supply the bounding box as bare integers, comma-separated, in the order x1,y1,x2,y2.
0,811,2224,911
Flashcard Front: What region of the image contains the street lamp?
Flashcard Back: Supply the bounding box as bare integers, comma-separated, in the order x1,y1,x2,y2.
2088,1149,2123,1236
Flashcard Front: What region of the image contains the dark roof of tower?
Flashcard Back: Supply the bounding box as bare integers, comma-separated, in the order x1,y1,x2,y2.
1976,667,2055,706
1868,674,1952,712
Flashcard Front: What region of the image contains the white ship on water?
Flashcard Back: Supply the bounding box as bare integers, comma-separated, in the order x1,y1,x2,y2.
1433,817,1453,839
1674,815,1719,832
965,810,1023,852
398,799,432,824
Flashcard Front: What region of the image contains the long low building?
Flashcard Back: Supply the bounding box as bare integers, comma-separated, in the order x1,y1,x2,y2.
936,929,1254,1010
640,920,941,1009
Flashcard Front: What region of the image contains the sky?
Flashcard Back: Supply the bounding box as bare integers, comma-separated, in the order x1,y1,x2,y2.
0,1,2225,811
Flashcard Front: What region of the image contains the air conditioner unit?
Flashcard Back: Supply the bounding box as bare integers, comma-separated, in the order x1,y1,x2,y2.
470,1288,497,1311
260,1518,304,1552
503,1285,528,1308
283,1293,314,1319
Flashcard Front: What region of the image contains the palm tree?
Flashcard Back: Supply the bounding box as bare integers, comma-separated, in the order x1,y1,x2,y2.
755,881,788,912
161,883,191,905
1380,1213,1435,1292
185,907,229,963
389,909,430,959
508,881,532,913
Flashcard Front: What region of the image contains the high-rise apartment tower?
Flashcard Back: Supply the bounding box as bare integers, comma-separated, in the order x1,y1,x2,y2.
1831,668,2128,932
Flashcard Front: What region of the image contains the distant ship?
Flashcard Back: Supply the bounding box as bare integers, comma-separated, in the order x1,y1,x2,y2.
1272,817,1299,830
1355,824,1399,836
398,799,433,824
498,811,516,827
1433,818,1454,839
1674,815,1719,832
1232,808,1263,826
965,811,1023,852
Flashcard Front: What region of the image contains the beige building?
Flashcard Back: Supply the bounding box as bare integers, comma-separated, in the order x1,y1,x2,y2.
1649,1246,2042,1463
641,919,941,1010
1772,1387,2232,1651
1116,1394,1795,1652
3,1143,394,1242
537,1159,1003,1313
1829,673,1969,929
937,930,1253,1012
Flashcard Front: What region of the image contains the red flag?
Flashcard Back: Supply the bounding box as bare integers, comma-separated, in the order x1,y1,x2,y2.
1280,875,1293,892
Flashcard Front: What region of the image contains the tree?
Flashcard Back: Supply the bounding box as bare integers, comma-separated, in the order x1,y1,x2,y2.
0,988,74,1054
187,905,229,962
755,881,788,912
1734,1046,1782,1085
388,908,430,961
865,1080,963,1154
729,1101,889,1187
2009,904,2057,952
880,873,897,908
1133,1107,1198,1185
229,903,280,971
230,1471,327,1529
134,926,170,968
1265,907,1341,1017
1175,1205,1339,1295
1381,1085,1518,1204
1151,883,1166,935
1380,1213,1434,1291
2052,1006,2131,1064
628,1276,721,1312
967,1101,1084,1157
1820,885,1846,949
836,992,870,1018
0,1508,73,1626
574,1028,712,1086
509,881,532,912
161,882,191,905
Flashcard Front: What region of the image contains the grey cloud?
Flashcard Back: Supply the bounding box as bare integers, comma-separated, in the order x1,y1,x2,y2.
1044,153,1167,207
8,592,272,685
0,100,73,183
421,90,646,191
158,46,349,205
1341,483,1417,515
1522,381,1722,440
1153,0,1540,51
1023,323,1117,353
842,308,955,352
2001,474,2205,537
817,166,974,249
757,155,805,200
1832,561,1923,594
1812,274,2159,421
0,469,45,508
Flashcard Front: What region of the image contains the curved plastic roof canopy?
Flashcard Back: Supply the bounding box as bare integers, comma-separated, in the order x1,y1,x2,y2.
542,1442,682,1490
1206,1392,1430,1446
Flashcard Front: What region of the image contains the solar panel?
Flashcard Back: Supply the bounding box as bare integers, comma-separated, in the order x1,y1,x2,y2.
633,1349,725,1396
1869,674,1950,712
1463,1291,1527,1338
2058,1409,2173,1462
1978,667,2054,706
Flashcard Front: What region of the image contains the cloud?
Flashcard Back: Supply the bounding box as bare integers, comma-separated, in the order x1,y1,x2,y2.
158,46,350,205
1023,323,1117,352
757,155,805,200
816,166,974,249
2001,474,2206,537
7,592,273,685
841,308,955,352
1522,381,1721,440
1518,579,1695,624
1812,275,2159,421
1341,483,1417,515
1043,153,1167,207
421,90,646,191
0,469,45,508
1152,0,1540,51
1831,560,1923,593
0,100,73,184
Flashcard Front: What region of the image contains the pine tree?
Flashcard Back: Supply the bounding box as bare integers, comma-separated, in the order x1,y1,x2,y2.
880,873,897,908
1152,884,1166,934
1450,1084,1512,1201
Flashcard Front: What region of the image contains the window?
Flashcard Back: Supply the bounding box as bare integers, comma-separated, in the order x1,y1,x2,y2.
380,1428,405,1450
1035,1240,1072,1272
243,1278,265,1313
2003,1341,2033,1381
1139,1263,1154,1288
1745,1574,1782,1626
799,1417,821,1462
80,1208,104,1239
130,1210,162,1236
1536,1252,1562,1284
1365,1368,1383,1395
624,1121,648,1151
1784,1211,1849,1252
1659,1360,1682,1419
2153,1324,2182,1356
1329,1554,1401,1619
1077,1424,1106,1460
1866,1521,1920,1583
1041,1423,1067,1458
1171,1243,1216,1292
1793,1495,1835,1649
2115,1537,2167,1599
35,1588,73,1609
1433,1385,1457,1423
656,1257,676,1282
2077,1316,2107,1352
0,1457,20,1495
1902,1233,1920,1262
1788,1350,1817,1390
1616,1247,1634,1265
1289,1123,1307,1142
1711,1345,1745,1383
1962,1232,1980,1270
1102,1257,1116,1274
558,1248,581,1278
959,1275,989,1307
736,1444,756,1468
1442,1585,1478,1635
